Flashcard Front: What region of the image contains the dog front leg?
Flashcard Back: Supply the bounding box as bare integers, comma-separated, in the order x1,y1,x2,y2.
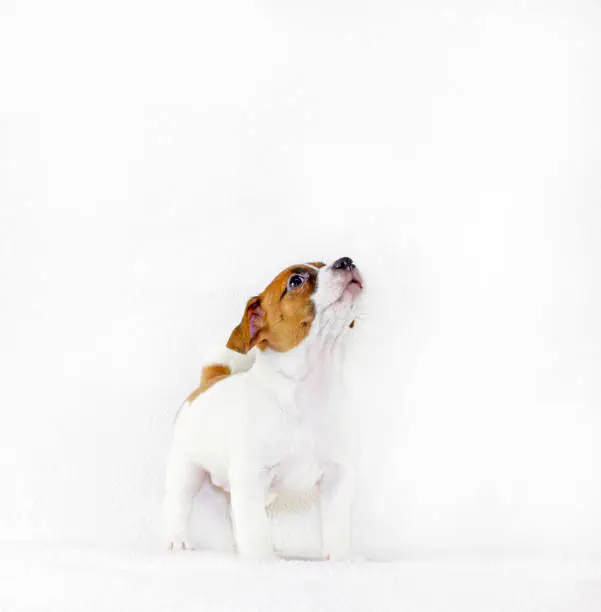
320,464,354,561
230,467,274,559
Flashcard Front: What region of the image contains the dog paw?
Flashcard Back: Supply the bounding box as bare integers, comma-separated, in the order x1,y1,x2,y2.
167,539,194,552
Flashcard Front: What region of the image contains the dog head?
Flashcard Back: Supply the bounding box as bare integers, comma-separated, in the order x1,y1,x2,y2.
227,257,364,355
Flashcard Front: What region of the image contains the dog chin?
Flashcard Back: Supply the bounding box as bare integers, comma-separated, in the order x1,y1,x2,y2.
322,283,362,318
314,265,364,313
343,280,362,300
317,288,349,311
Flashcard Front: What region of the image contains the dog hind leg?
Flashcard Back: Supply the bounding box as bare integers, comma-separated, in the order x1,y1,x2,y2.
163,450,206,550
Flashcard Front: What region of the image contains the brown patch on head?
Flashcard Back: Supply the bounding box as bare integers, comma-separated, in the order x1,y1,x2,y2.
186,363,231,404
226,296,265,354
226,262,324,354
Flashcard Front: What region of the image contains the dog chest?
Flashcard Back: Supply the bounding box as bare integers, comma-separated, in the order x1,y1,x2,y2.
272,453,322,493
267,417,324,493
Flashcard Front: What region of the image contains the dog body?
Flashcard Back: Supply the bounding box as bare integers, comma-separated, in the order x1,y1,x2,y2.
163,258,363,559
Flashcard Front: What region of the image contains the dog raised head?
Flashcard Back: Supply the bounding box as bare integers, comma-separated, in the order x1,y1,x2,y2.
226,257,363,356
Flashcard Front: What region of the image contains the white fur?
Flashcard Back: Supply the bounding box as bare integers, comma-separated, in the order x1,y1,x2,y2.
163,261,363,559
202,346,258,375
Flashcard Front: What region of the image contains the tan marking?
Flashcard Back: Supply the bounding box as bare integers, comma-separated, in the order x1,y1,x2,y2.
186,364,232,404
175,364,232,423
201,363,232,387
227,262,326,354
226,296,263,354
176,364,232,422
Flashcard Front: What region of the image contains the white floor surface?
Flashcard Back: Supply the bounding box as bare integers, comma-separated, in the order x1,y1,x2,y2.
1,545,600,612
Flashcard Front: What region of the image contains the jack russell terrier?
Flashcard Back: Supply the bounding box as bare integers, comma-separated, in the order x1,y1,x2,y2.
163,257,364,559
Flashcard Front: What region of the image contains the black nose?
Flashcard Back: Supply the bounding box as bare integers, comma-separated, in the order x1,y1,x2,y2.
332,256,355,270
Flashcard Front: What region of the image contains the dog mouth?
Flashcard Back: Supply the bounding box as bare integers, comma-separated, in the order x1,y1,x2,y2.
341,270,364,299
347,269,364,291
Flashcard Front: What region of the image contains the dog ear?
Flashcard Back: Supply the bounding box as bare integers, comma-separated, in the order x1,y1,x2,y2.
349,320,355,329
226,296,266,354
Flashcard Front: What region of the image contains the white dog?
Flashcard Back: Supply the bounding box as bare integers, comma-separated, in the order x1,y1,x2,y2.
163,257,363,559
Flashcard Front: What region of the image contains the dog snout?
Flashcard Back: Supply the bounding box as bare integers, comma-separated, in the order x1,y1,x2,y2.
332,257,355,271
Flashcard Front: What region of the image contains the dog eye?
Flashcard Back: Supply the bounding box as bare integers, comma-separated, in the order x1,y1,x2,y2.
287,274,305,290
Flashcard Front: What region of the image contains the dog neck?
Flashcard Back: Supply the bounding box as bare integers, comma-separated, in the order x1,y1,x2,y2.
253,309,351,385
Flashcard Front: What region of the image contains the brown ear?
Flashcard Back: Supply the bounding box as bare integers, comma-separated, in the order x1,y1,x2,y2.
349,319,355,329
226,296,266,354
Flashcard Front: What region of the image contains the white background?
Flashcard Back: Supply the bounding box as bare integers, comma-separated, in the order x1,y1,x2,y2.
1,0,600,561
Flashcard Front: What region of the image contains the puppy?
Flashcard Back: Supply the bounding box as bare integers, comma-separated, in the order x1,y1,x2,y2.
163,257,364,559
